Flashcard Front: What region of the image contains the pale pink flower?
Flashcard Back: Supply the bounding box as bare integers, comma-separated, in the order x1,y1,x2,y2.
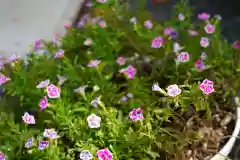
97,0,108,3
166,84,181,97
200,37,209,48
64,24,70,28
177,52,190,62
97,148,113,160
39,96,48,110
144,20,153,29
0,152,6,160
87,60,101,67
129,108,143,121
84,38,93,46
151,36,163,48
43,128,59,139
36,79,50,88
22,112,35,124
188,29,198,36
234,41,240,49
198,13,210,20
0,74,10,86
178,13,185,21
200,52,207,60
47,84,61,98
99,20,106,28
87,114,101,128
80,150,93,160
200,79,214,95
116,56,126,65
8,54,20,63
55,49,64,58
204,24,215,34
120,65,137,79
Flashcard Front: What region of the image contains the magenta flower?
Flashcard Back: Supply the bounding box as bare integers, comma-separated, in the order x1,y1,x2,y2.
200,37,209,48
151,36,163,48
55,49,64,58
198,13,210,20
97,148,113,160
0,152,6,160
144,20,153,29
204,24,215,34
64,24,70,28
97,0,108,3
129,108,144,121
47,84,61,98
200,79,215,95
195,59,206,71
39,96,48,110
38,141,49,150
233,41,240,49
0,74,10,86
25,137,34,148
22,112,35,124
34,40,41,51
177,52,190,62
120,65,137,79
36,79,50,89
87,60,101,67
116,56,126,66
43,128,59,139
188,29,198,36
166,84,181,97
99,20,106,28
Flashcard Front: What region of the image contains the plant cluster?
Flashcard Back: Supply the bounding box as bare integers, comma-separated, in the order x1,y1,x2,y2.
0,0,240,159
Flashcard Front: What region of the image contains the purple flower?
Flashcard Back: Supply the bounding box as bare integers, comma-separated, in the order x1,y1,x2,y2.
97,148,113,160
198,13,210,20
170,30,178,39
164,27,174,35
25,137,34,148
77,20,85,28
43,128,59,139
195,59,206,71
88,60,101,67
151,36,163,48
34,40,41,51
129,108,143,121
234,41,240,49
38,141,49,150
99,20,106,28
39,96,48,111
85,1,93,7
129,17,137,24
120,65,137,79
0,152,6,160
144,20,153,29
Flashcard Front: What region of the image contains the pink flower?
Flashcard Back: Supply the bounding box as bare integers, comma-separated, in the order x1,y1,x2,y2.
84,38,93,46
36,79,50,88
0,152,6,160
39,96,48,110
22,112,35,124
55,49,64,58
198,13,210,20
200,52,207,60
99,20,106,28
151,36,163,48
87,60,101,67
204,24,215,34
166,84,181,97
116,56,126,65
188,29,198,36
129,108,143,121
200,37,209,48
120,65,137,79
233,41,240,49
177,52,190,62
164,27,174,35
34,40,42,51
144,20,153,29
0,74,10,86
64,24,70,28
200,79,214,95
195,59,206,71
97,148,113,160
43,128,59,139
47,84,61,98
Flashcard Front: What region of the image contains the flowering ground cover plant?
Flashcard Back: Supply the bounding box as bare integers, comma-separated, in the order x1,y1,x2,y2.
1,0,240,160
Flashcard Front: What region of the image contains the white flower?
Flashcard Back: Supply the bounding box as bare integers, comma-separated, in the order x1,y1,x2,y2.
87,114,101,128
57,75,67,86
80,150,93,160
43,128,59,139
129,17,137,24
83,38,93,46
90,96,102,107
36,79,50,88
173,42,184,53
178,13,185,21
93,85,100,92
152,83,161,91
74,85,88,98
200,37,209,48
166,84,182,97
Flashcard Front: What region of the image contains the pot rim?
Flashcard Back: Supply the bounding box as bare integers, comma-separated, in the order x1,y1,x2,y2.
211,99,240,160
